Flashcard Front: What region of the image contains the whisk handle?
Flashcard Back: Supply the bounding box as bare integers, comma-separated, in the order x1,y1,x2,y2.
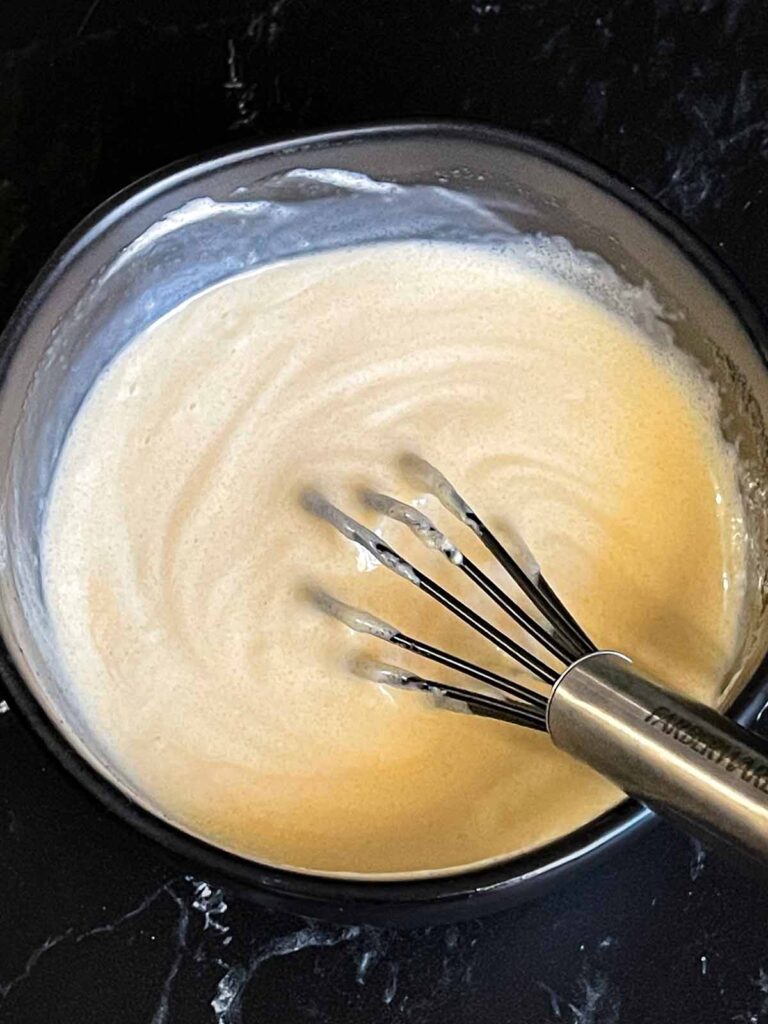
548,651,768,866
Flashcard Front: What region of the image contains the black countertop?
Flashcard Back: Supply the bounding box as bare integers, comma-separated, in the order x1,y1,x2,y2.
2,2,768,1021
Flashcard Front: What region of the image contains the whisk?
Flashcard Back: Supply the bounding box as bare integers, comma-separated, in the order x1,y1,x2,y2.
303,455,768,868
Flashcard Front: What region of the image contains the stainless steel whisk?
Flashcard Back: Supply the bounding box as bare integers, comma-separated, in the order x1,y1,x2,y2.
302,455,768,868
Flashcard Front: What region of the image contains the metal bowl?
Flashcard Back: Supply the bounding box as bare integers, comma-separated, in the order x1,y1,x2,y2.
1,122,767,925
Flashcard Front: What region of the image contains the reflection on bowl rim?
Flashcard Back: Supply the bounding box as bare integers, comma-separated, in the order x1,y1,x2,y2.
1,120,767,925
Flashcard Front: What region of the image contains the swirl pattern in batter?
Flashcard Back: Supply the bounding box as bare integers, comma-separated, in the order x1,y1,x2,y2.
43,240,746,876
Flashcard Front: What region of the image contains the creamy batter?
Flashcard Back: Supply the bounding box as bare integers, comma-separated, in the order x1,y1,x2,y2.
43,240,746,876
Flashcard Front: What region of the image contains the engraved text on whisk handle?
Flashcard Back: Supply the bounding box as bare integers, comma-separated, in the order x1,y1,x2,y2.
644,706,768,792
548,651,768,867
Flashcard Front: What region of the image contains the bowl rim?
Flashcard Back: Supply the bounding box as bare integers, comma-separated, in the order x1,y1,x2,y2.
2,118,767,923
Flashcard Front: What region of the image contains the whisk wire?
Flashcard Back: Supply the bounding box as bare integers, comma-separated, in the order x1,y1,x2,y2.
393,630,550,708
302,490,558,685
361,490,573,665
399,455,594,658
302,461,604,728
406,567,559,684
352,657,548,731
469,521,591,659
306,587,548,707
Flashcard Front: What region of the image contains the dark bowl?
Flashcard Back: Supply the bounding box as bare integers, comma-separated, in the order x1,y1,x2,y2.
1,121,767,926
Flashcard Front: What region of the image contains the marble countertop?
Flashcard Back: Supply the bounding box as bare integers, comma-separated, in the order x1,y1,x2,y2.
2,1,768,1021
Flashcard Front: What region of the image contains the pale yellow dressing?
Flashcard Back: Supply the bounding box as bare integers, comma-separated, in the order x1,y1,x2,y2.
43,241,745,876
